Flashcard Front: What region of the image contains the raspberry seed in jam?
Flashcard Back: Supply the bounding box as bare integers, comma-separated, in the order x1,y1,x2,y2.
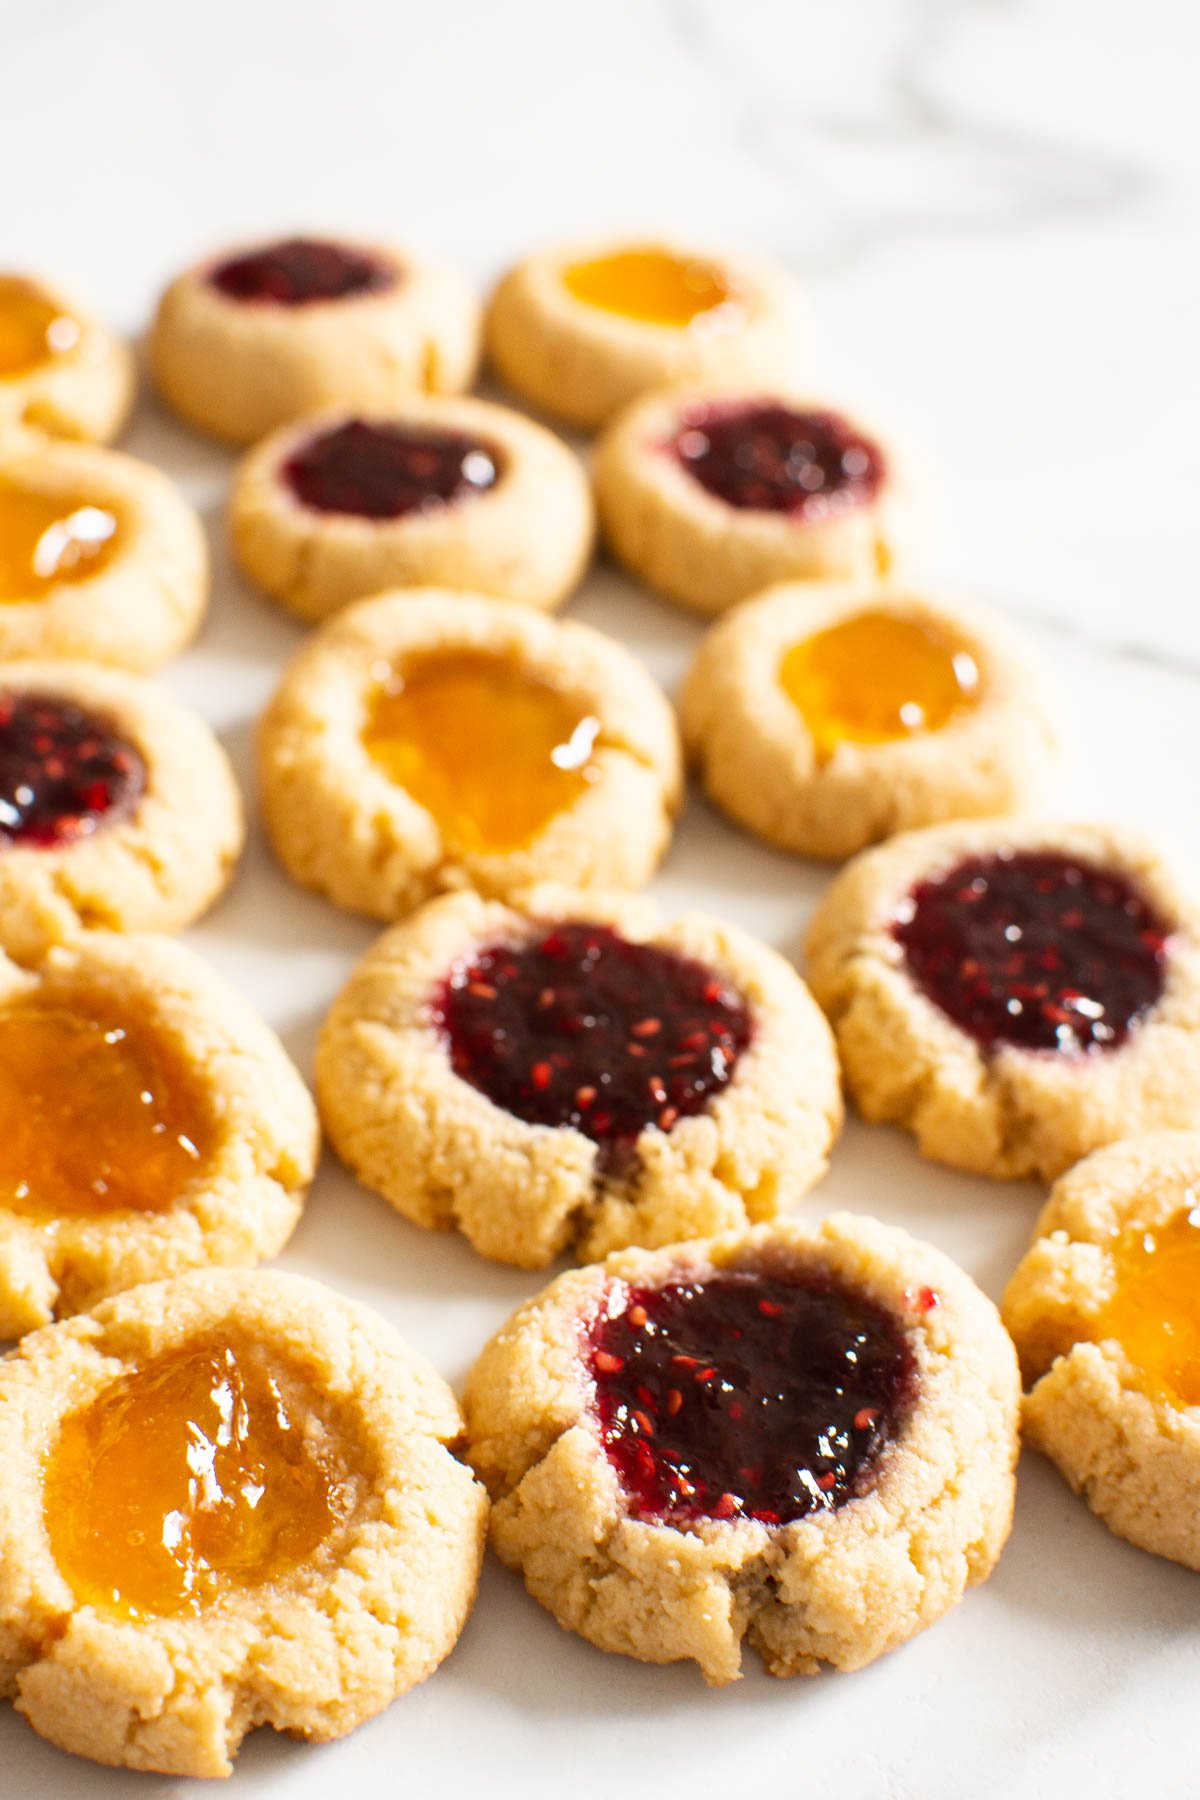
894,851,1170,1055
435,923,752,1163
0,691,145,849
282,420,501,520
209,238,394,306
588,1271,913,1525
672,402,886,519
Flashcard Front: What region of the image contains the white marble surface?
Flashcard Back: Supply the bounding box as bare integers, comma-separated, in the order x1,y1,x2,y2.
1,4,1198,1797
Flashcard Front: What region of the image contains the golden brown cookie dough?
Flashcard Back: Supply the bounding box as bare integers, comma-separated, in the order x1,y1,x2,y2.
1002,1132,1200,1568
0,430,207,669
0,660,244,962
485,239,804,430
464,1213,1018,1682
316,885,842,1268
806,819,1200,1181
0,272,134,444
0,932,317,1339
0,1268,488,1776
230,395,594,622
151,234,481,445
258,590,682,921
594,386,920,613
681,583,1059,860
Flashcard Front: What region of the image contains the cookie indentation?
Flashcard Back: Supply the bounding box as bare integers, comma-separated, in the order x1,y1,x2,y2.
1093,1206,1200,1406
0,689,145,848
894,851,1169,1055
0,482,120,601
209,238,394,306
436,921,752,1164
672,402,885,517
362,650,601,855
0,276,80,379
562,250,740,328
588,1270,913,1524
780,608,981,761
0,996,212,1220
43,1338,356,1619
282,419,501,520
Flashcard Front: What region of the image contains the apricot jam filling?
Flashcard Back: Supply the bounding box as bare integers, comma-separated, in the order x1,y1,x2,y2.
0,690,145,849
0,276,81,380
780,609,981,761
893,851,1170,1055
283,419,501,520
1093,1205,1200,1407
560,249,740,329
588,1270,914,1524
0,481,120,601
44,1339,356,1618
0,996,212,1221
362,651,601,855
672,403,885,518
209,237,394,306
436,922,752,1166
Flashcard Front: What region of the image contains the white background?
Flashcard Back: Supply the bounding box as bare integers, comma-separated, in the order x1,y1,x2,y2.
1,3,1198,1796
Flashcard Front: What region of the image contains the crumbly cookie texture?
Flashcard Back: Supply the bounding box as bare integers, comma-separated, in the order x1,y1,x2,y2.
593,386,920,614
0,429,208,670
0,273,134,443
0,1269,488,1776
258,591,682,921
681,583,1059,859
316,885,842,1268
464,1213,1018,1681
485,239,804,431
1002,1132,1200,1568
151,239,480,445
0,660,244,962
0,931,318,1338
230,396,594,621
805,819,1200,1180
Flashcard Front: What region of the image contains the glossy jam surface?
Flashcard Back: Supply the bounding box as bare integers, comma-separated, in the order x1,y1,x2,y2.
780,609,981,761
282,419,501,520
588,1271,913,1524
0,998,211,1221
1094,1204,1200,1406
209,237,393,306
44,1341,354,1618
362,652,601,855
894,852,1170,1055
0,482,120,601
0,276,81,379
436,922,752,1165
672,402,885,518
0,690,145,849
561,249,739,328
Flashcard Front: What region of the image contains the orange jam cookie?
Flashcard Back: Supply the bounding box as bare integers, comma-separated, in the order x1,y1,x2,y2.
0,1270,487,1775
0,272,133,443
1003,1133,1200,1568
231,394,593,621
258,590,681,921
682,584,1057,860
151,234,481,444
0,931,316,1338
594,386,921,613
485,238,803,430
0,431,207,669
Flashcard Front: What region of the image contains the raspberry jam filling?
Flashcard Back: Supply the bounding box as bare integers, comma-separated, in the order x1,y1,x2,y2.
435,922,752,1165
588,1270,914,1524
0,275,81,379
209,237,393,306
894,851,1170,1055
282,419,501,520
0,690,145,849
561,249,739,328
672,402,886,519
